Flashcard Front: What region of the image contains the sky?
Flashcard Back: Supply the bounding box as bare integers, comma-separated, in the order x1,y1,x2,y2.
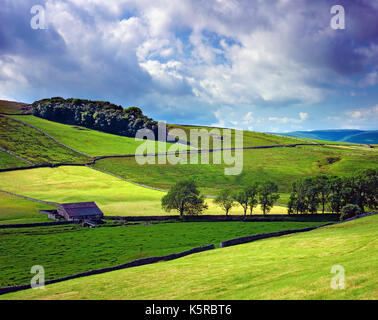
0,0,378,132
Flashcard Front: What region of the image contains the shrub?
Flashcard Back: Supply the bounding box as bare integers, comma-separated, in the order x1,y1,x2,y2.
340,204,362,221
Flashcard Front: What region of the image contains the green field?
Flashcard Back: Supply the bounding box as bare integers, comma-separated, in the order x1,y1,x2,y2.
0,192,56,225
0,116,90,165
11,115,180,157
3,215,376,300
168,124,312,148
0,166,287,215
0,150,28,169
0,220,324,287
93,144,378,196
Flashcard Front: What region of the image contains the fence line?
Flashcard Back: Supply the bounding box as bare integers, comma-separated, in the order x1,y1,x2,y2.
0,146,34,165
1,115,92,158
0,190,59,206
0,244,215,295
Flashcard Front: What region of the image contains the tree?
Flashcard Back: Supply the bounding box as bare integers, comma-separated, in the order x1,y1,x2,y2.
314,175,331,214
287,191,297,215
258,181,280,215
340,169,378,213
31,97,158,138
214,188,235,216
233,189,249,216
302,177,320,214
362,169,378,210
245,183,259,215
162,180,208,217
328,176,344,214
340,204,362,221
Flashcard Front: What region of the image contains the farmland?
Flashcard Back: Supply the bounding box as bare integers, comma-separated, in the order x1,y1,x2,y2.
10,115,178,157
0,192,56,225
0,150,28,169
3,214,377,300
0,220,324,287
0,116,90,164
0,98,376,301
93,144,378,196
0,166,287,215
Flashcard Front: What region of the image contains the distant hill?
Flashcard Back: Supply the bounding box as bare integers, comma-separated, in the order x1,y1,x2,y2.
0,100,31,115
278,129,378,144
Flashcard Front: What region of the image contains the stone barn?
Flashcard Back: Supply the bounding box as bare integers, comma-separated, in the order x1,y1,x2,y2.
57,202,103,221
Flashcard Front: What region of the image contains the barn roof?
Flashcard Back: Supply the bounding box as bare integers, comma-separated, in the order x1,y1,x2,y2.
59,202,103,217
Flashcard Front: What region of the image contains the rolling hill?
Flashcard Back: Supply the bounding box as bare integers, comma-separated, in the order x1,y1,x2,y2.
3,214,377,300
0,115,90,164
10,115,178,157
93,144,378,197
0,100,31,115
279,129,378,144
0,166,287,215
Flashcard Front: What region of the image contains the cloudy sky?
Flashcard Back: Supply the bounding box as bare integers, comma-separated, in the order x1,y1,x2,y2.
1,0,378,132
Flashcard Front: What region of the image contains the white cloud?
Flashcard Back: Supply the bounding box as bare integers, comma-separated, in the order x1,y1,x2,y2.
1,0,377,130
268,112,308,124
346,105,378,121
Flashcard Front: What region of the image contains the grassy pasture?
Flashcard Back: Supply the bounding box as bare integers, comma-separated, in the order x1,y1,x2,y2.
0,116,90,164
0,192,55,225
0,166,287,216
0,220,324,287
11,115,181,157
4,214,376,300
0,100,30,115
168,124,310,148
93,144,378,196
0,150,28,169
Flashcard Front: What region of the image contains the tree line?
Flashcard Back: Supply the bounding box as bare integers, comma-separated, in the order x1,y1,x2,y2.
31,97,158,138
161,180,280,217
288,169,377,215
161,169,377,219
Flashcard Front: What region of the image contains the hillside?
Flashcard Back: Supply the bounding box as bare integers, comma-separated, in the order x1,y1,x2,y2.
93,144,378,196
0,221,322,287
280,129,378,145
10,115,177,157
0,192,56,225
0,115,90,165
0,100,31,115
0,150,28,169
0,166,286,215
4,214,377,300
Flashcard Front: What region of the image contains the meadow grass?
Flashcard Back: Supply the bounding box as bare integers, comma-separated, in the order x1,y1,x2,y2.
0,192,56,225
0,166,287,216
11,115,179,157
168,124,311,148
0,116,90,164
0,220,325,287
4,214,376,300
0,150,28,169
93,144,378,195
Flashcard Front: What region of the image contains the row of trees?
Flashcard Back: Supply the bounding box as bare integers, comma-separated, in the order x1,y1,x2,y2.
288,169,377,214
161,180,280,216
31,97,158,137
161,169,377,217
214,182,280,215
